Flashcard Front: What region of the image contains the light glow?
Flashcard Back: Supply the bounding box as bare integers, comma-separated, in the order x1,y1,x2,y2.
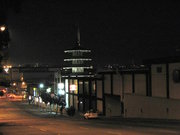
13,83,16,86
65,79,69,108
63,66,93,70
58,83,64,90
3,65,12,73
29,95,32,100
64,58,92,61
58,90,65,95
39,97,42,103
22,82,25,85
46,87,51,93
0,26,5,31
39,83,44,88
4,68,9,73
70,84,77,91
64,50,91,53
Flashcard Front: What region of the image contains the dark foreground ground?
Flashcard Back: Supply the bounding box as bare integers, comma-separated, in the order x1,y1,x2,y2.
0,97,180,135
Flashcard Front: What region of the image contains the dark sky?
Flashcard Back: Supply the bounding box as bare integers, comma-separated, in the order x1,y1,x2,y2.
7,0,180,67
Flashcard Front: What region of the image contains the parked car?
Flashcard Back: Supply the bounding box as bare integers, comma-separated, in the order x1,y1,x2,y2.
84,109,98,119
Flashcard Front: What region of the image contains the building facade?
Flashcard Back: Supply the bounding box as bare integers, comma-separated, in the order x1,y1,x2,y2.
62,28,96,112
96,57,180,120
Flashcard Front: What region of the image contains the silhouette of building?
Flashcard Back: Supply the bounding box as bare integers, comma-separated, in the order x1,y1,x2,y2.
62,27,96,112
63,27,94,78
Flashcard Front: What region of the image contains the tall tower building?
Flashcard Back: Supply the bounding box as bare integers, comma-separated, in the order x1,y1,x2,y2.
63,27,94,78
61,27,96,113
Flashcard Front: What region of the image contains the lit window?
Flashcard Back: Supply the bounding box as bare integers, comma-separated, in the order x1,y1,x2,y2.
72,67,84,73
72,60,83,64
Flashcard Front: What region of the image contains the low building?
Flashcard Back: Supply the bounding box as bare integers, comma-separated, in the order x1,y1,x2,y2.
96,56,180,120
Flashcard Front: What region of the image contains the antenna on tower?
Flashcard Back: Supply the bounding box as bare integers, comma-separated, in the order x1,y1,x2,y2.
77,24,80,46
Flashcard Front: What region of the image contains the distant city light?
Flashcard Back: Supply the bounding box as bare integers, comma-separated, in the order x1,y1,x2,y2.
39,97,42,103
39,83,44,88
46,87,51,93
22,82,25,85
58,83,64,90
3,65,12,73
70,84,77,91
28,95,32,100
58,90,65,95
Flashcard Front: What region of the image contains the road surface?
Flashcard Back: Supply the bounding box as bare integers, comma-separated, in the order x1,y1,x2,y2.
0,97,180,135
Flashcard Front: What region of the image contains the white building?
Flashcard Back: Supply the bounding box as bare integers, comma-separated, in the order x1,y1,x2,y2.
96,57,180,120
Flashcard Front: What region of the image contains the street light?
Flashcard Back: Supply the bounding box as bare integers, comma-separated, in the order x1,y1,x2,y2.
0,25,6,32
46,87,51,93
3,65,12,73
39,83,44,89
38,83,44,97
58,83,65,95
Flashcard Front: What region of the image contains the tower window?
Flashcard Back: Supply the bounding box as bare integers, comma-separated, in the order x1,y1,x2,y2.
72,67,84,73
72,60,83,64
72,51,83,56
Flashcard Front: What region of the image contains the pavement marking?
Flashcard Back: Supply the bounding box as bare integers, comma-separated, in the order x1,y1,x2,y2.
40,128,47,132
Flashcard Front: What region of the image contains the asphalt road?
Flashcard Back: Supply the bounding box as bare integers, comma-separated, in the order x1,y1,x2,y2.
0,97,180,135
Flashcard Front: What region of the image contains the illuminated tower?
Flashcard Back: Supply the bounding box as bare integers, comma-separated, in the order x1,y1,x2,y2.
63,27,94,78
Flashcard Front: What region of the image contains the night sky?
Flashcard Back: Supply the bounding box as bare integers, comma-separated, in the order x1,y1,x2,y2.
7,0,180,67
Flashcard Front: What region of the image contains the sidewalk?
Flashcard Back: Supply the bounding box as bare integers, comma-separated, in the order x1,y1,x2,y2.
14,101,83,119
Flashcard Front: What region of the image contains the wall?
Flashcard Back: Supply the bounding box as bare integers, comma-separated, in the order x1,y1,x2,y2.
97,80,102,99
124,94,180,120
169,63,180,99
113,74,121,95
123,74,132,94
151,64,166,98
105,95,121,116
97,100,103,114
134,74,146,96
96,80,103,114
104,74,111,94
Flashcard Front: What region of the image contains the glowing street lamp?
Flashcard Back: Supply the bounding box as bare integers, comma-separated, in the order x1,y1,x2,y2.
57,83,65,95
22,82,26,85
46,87,51,93
0,25,6,32
13,82,16,86
3,65,12,73
39,83,44,89
58,89,65,95
58,83,64,90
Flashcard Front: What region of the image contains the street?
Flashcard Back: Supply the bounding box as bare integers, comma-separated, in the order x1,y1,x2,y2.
0,98,180,135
